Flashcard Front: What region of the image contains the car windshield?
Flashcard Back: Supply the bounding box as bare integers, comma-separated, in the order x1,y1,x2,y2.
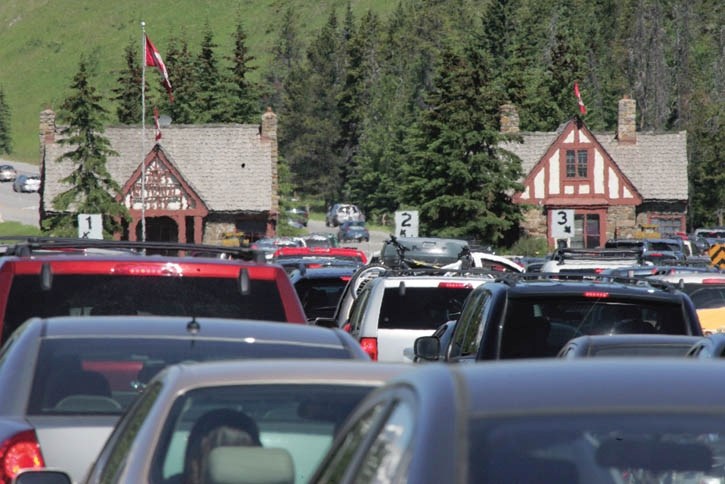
294,277,350,320
500,296,692,359
28,340,352,416
469,414,725,484
150,384,373,484
4,274,287,340
378,286,473,330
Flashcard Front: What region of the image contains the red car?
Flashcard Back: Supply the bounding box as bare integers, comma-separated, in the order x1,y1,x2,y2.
0,238,306,344
273,246,368,265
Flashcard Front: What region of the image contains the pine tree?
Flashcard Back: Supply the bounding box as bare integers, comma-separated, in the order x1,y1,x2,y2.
0,86,11,155
42,57,129,237
195,25,226,123
161,35,197,124
224,19,259,123
112,40,145,125
399,43,523,244
265,6,304,111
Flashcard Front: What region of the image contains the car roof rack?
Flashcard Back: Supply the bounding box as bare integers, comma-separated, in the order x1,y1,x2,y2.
0,236,266,262
515,271,680,292
550,247,644,265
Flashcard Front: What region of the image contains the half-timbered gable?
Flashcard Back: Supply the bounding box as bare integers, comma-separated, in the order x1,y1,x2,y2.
501,96,688,248
513,118,642,207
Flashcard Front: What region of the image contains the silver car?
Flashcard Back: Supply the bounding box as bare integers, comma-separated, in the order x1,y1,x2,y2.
12,174,40,193
0,316,367,483
43,359,407,484
0,164,16,182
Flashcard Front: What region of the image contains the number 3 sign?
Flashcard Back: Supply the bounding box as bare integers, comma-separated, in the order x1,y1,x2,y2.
550,209,574,239
395,210,419,238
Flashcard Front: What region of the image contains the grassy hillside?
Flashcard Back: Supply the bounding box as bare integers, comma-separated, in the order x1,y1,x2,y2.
0,0,394,163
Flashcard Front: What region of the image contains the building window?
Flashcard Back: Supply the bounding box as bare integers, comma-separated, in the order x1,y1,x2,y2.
565,150,588,178
571,214,600,248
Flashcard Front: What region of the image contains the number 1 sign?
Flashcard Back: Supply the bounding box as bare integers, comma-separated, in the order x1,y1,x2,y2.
395,210,419,238
78,214,103,239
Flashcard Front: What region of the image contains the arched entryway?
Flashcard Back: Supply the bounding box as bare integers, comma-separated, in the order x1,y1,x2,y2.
136,216,178,242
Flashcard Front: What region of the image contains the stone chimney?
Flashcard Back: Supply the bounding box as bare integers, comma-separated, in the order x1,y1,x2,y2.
617,96,637,144
39,109,56,145
499,103,520,134
261,107,279,235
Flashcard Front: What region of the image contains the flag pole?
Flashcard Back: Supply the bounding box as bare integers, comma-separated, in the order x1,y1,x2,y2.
140,21,147,242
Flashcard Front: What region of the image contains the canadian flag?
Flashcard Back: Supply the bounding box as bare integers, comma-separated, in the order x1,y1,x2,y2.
574,82,587,115
145,34,174,102
153,107,162,141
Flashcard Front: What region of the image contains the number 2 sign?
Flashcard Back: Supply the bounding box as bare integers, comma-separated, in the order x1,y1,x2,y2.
395,210,419,238
550,209,574,239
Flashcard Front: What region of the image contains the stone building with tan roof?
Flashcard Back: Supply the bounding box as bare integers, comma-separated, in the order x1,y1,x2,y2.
501,96,688,248
39,108,279,243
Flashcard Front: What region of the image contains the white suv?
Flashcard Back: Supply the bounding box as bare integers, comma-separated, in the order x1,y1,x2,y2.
325,203,364,227
346,273,491,362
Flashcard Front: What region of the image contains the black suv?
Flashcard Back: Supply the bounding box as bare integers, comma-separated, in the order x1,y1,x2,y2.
414,274,703,362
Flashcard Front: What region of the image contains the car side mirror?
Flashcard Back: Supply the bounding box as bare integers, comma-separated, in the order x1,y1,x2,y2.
414,336,441,361
314,317,337,328
12,469,72,484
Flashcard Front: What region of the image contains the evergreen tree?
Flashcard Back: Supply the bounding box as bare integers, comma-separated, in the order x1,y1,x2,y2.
281,10,344,203
113,40,145,125
161,35,197,124
42,57,129,237
224,19,259,123
195,25,226,123
399,43,523,244
0,86,11,155
265,6,304,111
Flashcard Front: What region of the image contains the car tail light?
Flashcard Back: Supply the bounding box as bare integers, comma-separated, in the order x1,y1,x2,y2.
438,282,473,289
340,276,351,282
360,337,378,361
702,279,725,285
584,291,609,298
111,262,182,276
0,430,44,483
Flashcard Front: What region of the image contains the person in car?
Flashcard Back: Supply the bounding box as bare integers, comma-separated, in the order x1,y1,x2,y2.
183,408,262,484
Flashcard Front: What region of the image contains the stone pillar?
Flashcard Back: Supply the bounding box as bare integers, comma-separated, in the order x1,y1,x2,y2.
617,96,637,144
39,109,56,147
499,103,520,134
261,107,279,234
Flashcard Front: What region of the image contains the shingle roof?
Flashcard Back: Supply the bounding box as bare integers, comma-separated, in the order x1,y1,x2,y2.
42,124,273,213
501,129,688,201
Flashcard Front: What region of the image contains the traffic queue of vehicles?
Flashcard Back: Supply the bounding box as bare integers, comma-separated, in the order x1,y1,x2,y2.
2,231,725,484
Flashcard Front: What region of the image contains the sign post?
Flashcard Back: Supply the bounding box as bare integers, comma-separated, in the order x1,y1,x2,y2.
395,210,419,238
78,214,103,239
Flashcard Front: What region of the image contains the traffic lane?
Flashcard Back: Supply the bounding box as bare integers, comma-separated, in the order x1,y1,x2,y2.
307,219,389,261
0,160,40,227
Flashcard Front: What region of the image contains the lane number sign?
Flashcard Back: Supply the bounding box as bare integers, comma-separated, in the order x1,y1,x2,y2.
78,213,103,239
395,210,419,238
550,209,574,239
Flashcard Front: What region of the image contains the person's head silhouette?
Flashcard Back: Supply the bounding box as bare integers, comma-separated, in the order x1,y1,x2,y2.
183,408,261,484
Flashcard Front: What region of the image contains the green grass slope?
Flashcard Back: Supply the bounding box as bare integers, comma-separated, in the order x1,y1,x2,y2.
0,0,394,163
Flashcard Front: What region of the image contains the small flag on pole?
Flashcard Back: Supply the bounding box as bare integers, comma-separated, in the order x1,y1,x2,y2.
153,107,162,141
145,34,174,102
574,82,587,115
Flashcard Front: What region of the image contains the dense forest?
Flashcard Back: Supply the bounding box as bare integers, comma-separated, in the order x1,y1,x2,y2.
269,0,723,240
3,0,724,241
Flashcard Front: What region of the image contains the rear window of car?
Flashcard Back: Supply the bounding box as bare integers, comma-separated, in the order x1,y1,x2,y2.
4,274,287,340
500,296,692,359
378,286,473,330
295,278,349,320
27,338,353,415
151,384,374,483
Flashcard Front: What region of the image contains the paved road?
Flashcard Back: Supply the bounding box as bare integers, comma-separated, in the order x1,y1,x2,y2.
306,219,390,261
0,159,41,227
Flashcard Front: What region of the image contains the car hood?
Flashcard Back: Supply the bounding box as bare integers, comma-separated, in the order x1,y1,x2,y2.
29,415,119,483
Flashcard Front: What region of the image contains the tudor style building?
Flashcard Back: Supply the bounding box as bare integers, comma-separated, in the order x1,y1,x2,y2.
502,97,688,248
39,108,279,243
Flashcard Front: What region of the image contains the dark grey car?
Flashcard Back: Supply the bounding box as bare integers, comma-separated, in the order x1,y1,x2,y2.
311,359,725,483
0,316,367,483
